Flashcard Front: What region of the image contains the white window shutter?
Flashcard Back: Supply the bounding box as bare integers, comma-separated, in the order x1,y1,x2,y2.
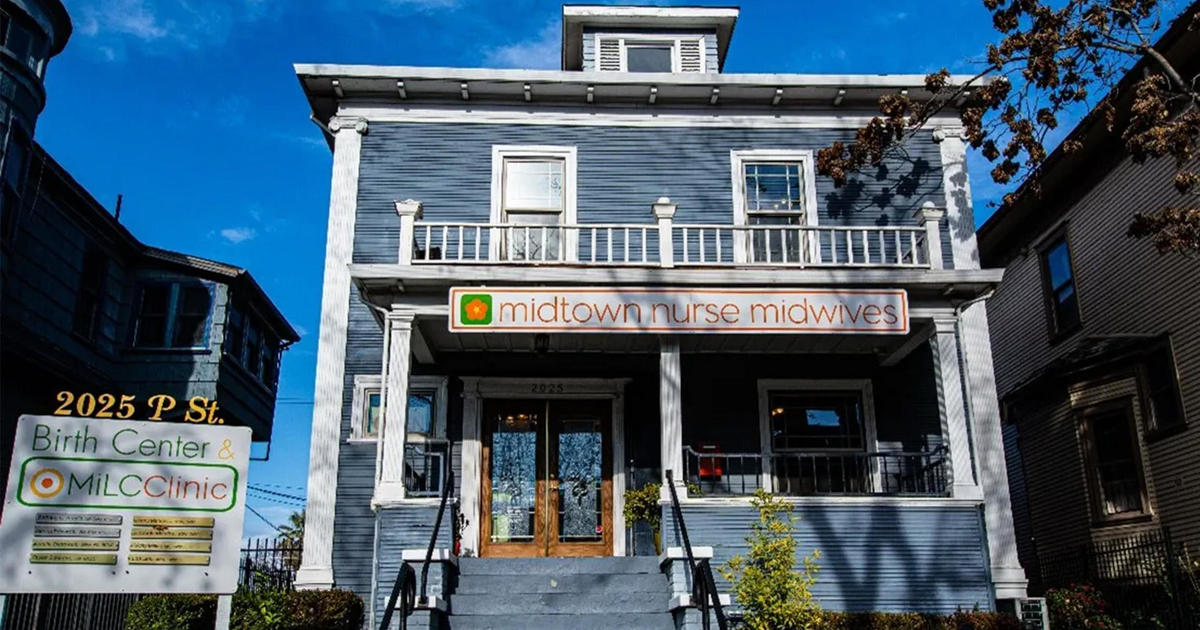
598,38,621,72
679,39,703,73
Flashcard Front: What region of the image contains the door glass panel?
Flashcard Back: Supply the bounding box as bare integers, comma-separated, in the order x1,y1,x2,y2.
489,407,539,543
556,417,603,543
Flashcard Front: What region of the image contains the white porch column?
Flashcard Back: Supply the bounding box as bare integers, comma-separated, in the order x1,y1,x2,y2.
395,200,423,265
936,126,1028,598
376,307,415,503
929,316,982,501
652,197,676,268
659,337,686,500
296,116,367,590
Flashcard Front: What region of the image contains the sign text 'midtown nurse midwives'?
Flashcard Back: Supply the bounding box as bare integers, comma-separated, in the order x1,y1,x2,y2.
449,287,909,334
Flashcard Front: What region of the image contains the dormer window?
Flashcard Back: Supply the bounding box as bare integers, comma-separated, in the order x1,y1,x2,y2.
596,35,704,73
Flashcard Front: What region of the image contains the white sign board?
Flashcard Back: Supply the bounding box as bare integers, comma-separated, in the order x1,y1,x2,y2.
449,287,909,334
0,415,251,594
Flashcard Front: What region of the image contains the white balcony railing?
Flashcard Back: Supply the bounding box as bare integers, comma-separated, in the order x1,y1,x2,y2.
394,198,946,270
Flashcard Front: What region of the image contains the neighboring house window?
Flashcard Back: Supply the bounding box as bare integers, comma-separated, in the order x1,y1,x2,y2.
1080,401,1148,520
72,248,107,342
0,10,46,77
1040,235,1081,336
1142,341,1185,436
133,282,212,349
758,379,878,494
1,125,30,242
596,35,704,73
223,304,281,388
732,150,818,264
350,375,448,497
490,146,577,262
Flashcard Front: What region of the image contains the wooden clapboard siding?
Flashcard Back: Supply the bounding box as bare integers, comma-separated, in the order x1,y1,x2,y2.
987,153,1200,555
353,122,955,269
662,502,993,613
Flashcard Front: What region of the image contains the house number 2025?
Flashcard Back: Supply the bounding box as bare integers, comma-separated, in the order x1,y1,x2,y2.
530,383,564,394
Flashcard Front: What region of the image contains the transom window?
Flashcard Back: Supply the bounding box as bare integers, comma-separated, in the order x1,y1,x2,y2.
1040,235,1081,336
133,282,212,349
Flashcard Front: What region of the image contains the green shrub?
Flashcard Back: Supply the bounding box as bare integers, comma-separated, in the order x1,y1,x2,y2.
720,489,822,630
127,589,363,630
1045,583,1123,630
126,594,216,630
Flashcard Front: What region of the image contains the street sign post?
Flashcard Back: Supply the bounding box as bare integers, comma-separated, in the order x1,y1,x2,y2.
0,415,251,594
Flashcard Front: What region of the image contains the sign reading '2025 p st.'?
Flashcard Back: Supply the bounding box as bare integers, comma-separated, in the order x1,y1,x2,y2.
0,415,251,594
449,287,908,334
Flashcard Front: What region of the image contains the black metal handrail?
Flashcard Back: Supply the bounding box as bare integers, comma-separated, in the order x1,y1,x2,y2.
379,443,454,630
666,470,728,630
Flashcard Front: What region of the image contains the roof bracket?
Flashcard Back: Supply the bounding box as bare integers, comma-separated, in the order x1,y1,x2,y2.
524,83,532,102
772,88,783,106
648,86,658,105
832,89,845,107
899,89,909,98
332,79,344,99
460,83,470,101
709,87,720,105
396,80,407,99
586,85,595,104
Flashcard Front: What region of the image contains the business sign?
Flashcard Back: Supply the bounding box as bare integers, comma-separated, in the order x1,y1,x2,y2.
450,287,908,334
0,415,251,594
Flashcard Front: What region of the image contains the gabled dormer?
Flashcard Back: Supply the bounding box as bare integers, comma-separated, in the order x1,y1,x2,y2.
561,5,738,73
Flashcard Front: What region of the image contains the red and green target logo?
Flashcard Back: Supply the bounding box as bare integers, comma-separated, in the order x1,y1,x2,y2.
28,467,65,499
459,294,492,326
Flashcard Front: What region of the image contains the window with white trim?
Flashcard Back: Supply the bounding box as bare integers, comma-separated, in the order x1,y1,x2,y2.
731,151,819,264
350,375,449,496
491,146,577,262
595,34,705,73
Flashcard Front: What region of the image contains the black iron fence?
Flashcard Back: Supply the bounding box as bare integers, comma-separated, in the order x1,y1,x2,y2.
1,593,140,630
1035,527,1199,630
238,537,302,591
683,446,949,497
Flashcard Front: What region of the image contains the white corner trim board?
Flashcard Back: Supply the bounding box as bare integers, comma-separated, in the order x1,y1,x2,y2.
296,118,367,590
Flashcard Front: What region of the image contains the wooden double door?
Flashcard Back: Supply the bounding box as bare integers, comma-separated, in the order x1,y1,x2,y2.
480,398,613,557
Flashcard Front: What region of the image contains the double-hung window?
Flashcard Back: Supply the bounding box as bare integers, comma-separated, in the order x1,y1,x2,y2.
491,146,577,262
732,151,818,264
1079,401,1148,521
1040,234,1081,337
351,375,449,497
133,282,212,349
1141,339,1185,437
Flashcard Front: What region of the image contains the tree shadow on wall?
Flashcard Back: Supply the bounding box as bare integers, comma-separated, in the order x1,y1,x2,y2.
824,156,936,226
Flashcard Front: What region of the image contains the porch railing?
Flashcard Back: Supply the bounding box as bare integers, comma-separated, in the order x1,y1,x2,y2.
403,441,448,498
683,446,949,497
396,199,946,270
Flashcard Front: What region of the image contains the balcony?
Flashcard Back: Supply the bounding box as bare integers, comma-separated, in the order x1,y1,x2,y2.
683,446,950,497
396,199,947,270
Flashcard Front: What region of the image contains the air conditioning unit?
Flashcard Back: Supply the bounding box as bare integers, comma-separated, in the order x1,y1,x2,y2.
1017,597,1049,630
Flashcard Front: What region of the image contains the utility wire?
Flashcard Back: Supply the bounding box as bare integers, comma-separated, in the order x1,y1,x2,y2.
248,485,307,502
246,504,283,533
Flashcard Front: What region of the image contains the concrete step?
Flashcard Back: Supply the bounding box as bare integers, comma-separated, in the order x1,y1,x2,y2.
447,613,676,630
450,591,668,615
456,557,661,576
454,572,668,594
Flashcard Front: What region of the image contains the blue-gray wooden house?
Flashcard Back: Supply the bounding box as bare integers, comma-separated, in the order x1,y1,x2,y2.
293,5,1029,627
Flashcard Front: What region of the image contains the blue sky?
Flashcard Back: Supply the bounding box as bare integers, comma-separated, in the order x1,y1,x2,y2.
33,0,1178,538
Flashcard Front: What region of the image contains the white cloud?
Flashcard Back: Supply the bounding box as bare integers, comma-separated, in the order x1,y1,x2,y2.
220,227,257,244
482,20,560,70
70,0,276,59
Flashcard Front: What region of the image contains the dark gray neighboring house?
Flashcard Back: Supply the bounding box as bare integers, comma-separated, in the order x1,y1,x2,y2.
978,11,1200,601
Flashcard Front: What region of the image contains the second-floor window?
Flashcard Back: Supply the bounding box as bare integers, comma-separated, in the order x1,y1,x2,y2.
224,305,282,388
491,146,577,262
1040,235,1081,337
133,282,213,349
732,151,817,263
72,248,107,343
1141,340,1185,437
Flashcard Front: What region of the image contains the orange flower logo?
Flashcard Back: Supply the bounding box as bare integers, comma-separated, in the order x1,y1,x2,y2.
465,298,488,321
459,294,493,326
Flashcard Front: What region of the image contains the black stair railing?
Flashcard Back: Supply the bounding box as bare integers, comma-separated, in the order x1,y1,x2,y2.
665,470,728,630
379,444,454,630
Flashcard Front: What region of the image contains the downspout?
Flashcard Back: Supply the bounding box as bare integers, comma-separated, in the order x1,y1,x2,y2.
359,295,389,630
953,287,996,484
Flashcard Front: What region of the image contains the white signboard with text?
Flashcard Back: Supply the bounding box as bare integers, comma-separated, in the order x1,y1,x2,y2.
450,287,909,334
0,415,251,594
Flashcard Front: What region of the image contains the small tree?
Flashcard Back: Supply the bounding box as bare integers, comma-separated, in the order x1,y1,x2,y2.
277,509,304,570
816,1,1200,256
720,490,822,630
